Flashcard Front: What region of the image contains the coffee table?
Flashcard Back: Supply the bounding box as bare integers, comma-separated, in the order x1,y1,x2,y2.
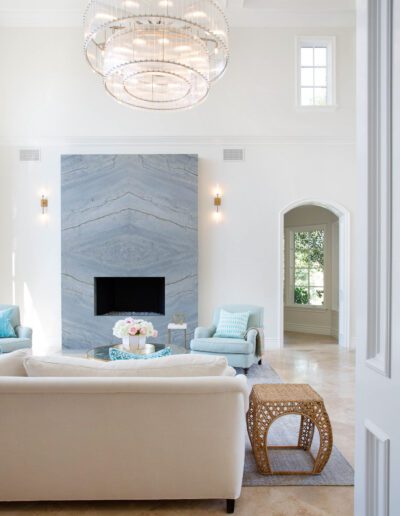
87,342,188,361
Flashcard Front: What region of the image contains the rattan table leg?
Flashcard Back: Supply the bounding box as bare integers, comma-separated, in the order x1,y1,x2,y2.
247,401,273,474
311,407,333,474
298,415,315,451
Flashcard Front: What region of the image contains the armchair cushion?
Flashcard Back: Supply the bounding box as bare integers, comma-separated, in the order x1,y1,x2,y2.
0,308,17,338
0,338,31,354
190,338,255,355
214,309,250,339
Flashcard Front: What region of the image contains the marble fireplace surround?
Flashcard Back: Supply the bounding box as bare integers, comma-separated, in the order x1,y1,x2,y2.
61,154,198,350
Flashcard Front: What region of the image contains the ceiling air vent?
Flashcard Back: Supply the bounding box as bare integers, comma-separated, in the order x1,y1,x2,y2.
19,149,41,162
223,148,245,162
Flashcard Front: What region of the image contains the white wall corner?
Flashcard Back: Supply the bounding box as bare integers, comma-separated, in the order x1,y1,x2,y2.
264,338,282,351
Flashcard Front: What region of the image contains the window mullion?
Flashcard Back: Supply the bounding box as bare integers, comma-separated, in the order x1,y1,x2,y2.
312,46,315,105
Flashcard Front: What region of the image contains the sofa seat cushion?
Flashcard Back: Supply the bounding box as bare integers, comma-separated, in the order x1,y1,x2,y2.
0,338,31,354
190,337,254,355
23,353,236,378
0,348,31,376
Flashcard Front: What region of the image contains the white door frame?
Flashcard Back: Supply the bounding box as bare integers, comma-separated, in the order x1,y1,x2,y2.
356,0,399,512
277,198,351,349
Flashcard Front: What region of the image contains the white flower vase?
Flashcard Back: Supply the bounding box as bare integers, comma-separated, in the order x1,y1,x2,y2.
122,335,147,352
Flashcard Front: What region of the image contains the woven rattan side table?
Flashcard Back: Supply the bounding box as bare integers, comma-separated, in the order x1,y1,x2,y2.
247,384,333,475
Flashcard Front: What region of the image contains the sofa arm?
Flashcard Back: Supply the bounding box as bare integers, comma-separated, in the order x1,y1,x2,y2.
245,329,257,354
16,325,32,340
194,326,216,339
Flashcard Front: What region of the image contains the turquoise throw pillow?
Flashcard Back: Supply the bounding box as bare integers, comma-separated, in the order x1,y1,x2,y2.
109,347,172,361
0,308,16,338
214,309,250,339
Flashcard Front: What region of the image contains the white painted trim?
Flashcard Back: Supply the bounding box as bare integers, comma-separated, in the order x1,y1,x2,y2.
285,223,327,309
278,198,351,350
284,322,333,336
365,0,393,378
285,306,328,312
331,221,340,311
365,420,390,516
0,8,356,28
0,135,356,148
331,324,339,339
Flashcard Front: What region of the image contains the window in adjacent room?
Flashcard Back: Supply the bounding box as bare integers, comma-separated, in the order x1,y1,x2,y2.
297,37,335,107
289,227,325,306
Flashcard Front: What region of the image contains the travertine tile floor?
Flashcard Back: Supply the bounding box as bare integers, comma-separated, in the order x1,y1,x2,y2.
0,333,355,516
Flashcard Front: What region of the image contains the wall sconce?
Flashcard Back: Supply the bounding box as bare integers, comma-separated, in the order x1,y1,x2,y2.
40,195,48,215
213,185,222,223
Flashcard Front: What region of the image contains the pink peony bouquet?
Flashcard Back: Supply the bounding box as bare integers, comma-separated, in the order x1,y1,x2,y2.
113,318,158,339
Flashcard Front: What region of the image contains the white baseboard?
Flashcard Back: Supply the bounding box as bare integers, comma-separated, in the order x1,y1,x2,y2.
284,322,333,336
331,327,339,338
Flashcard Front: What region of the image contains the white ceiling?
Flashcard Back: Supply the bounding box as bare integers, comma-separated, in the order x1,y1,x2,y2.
0,0,356,27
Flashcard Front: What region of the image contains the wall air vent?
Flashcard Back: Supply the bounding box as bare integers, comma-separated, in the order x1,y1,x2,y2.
19,149,41,162
223,148,245,162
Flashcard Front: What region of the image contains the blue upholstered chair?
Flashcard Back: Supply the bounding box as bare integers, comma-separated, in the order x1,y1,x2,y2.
190,305,264,374
0,304,32,353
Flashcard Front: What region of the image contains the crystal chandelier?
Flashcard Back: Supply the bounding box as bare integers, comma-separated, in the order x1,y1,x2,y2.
84,0,229,110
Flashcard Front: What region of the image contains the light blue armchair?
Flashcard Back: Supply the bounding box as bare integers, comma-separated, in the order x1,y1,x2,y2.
190,305,264,374
0,304,32,353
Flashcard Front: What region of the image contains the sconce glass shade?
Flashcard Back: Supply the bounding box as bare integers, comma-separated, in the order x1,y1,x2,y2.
84,0,229,110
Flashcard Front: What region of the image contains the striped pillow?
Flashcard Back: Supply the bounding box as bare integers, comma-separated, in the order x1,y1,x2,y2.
214,309,250,339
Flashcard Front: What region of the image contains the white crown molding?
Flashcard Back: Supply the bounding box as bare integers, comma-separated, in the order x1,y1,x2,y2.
0,7,355,28
0,9,82,28
0,135,356,147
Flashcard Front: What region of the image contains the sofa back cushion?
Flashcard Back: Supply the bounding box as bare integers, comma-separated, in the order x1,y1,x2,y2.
24,353,236,378
0,349,30,376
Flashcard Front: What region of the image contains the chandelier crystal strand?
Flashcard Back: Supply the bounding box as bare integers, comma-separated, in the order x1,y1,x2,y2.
84,0,229,110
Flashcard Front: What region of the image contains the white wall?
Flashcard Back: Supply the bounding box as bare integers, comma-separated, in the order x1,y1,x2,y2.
284,205,339,338
0,25,357,353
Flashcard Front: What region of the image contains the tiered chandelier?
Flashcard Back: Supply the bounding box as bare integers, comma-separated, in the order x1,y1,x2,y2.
84,0,229,110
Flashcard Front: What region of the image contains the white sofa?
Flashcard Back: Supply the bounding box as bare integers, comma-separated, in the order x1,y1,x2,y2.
0,354,248,514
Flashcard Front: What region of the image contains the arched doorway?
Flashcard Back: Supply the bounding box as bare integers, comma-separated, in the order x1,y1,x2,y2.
278,199,350,349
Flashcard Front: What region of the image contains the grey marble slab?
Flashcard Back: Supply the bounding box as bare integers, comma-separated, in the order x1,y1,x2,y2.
61,154,198,350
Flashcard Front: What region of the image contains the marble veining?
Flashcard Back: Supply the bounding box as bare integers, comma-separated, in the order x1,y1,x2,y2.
61,154,198,350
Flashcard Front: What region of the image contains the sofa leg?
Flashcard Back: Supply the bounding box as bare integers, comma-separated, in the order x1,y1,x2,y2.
258,358,262,365
243,368,249,375
226,499,235,514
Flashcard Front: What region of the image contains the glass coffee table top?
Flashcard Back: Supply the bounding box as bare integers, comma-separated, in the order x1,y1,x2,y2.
87,342,188,361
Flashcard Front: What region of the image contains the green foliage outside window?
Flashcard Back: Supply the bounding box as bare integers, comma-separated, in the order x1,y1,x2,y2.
294,287,309,304
293,230,325,305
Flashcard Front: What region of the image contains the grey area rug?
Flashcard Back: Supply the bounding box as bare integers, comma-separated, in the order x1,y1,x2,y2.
236,362,354,486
